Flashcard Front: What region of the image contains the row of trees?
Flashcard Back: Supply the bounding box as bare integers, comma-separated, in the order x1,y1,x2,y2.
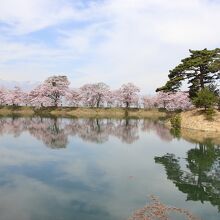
0,48,219,111
0,75,193,111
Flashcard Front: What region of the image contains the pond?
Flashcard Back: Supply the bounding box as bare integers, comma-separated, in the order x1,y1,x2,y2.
0,117,219,220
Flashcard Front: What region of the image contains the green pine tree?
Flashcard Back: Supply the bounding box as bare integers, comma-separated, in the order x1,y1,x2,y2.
192,87,218,110
156,48,220,98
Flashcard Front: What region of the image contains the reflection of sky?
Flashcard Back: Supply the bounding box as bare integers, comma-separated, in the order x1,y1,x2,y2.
0,122,219,220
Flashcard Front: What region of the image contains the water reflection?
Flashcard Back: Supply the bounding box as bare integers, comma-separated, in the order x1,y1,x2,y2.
155,139,220,211
0,117,219,220
128,195,201,220
0,117,172,148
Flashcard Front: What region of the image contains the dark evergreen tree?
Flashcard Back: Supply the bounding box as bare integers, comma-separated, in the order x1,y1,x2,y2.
156,48,220,97
192,87,218,110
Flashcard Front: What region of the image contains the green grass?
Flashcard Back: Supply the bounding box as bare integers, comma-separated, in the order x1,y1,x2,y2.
0,106,167,119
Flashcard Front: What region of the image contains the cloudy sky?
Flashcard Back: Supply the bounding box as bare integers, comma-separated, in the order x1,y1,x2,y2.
0,0,220,93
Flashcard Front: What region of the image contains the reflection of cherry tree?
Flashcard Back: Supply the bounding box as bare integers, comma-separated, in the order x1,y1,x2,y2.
141,120,173,142
66,119,110,143
0,117,25,137
0,118,173,147
0,118,68,148
65,119,140,144
113,119,139,144
155,141,220,211
128,195,200,220
28,118,68,148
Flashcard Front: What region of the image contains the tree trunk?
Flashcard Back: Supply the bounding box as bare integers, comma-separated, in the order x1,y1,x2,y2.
97,100,100,108
199,66,205,89
126,102,129,108
200,74,204,89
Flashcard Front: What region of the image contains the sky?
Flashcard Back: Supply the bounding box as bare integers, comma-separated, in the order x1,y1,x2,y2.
0,0,220,93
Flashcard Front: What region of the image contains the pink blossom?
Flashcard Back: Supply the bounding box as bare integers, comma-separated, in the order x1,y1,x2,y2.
65,88,81,107
118,83,140,108
30,75,70,107
155,92,193,111
79,82,110,107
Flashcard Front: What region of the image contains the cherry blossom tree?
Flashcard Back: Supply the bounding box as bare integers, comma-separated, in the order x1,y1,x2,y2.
171,92,193,111
154,92,170,109
142,95,156,109
80,82,110,107
0,74,194,111
119,83,140,108
22,91,30,106
65,88,81,107
29,85,53,107
155,91,193,111
5,86,26,106
40,75,70,107
79,84,95,107
105,90,118,107
92,82,110,107
4,89,14,106
0,87,7,106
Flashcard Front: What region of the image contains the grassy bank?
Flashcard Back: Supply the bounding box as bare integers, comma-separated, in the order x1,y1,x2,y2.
0,106,35,117
0,106,167,119
180,109,220,132
165,109,220,133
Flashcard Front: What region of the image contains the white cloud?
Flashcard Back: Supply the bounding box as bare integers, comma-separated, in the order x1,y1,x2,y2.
0,0,220,93
0,0,84,35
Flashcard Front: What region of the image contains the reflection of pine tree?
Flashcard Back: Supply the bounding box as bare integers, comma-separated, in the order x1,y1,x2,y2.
155,141,220,211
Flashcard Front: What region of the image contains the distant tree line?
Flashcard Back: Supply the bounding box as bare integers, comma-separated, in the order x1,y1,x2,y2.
0,75,193,111
1,48,219,111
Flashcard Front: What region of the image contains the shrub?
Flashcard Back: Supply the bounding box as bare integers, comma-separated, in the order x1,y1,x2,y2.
170,114,181,129
192,87,218,110
205,107,215,121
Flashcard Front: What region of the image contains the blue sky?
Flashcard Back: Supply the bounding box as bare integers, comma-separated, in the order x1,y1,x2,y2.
0,0,220,93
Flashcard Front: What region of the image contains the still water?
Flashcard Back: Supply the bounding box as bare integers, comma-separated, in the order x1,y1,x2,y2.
0,117,219,220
